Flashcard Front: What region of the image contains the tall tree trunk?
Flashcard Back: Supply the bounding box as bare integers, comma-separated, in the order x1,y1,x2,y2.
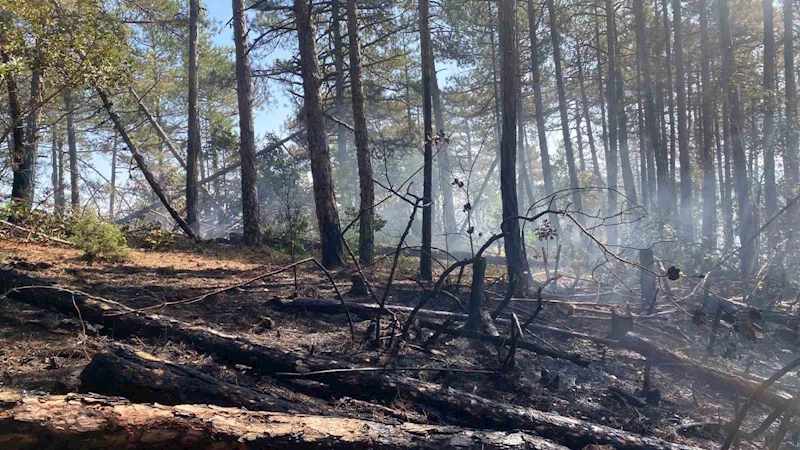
0,50,24,217
719,0,755,278
109,134,118,219
720,109,734,250
332,0,348,168
605,0,620,246
762,0,777,240
673,0,693,239
51,125,64,215
432,56,456,249
700,0,716,250
575,100,586,173
64,89,80,214
785,0,798,188
633,0,669,211
547,0,584,222
595,12,609,161
186,0,201,235
12,70,41,212
418,0,433,279
517,85,536,209
637,61,651,208
499,0,526,290
232,0,262,246
615,18,637,207
345,0,375,265
527,0,559,230
97,89,197,240
662,0,676,201
576,43,601,180
617,71,636,206
295,0,344,267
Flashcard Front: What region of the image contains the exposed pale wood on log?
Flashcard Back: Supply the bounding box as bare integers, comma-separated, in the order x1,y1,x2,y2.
0,389,568,450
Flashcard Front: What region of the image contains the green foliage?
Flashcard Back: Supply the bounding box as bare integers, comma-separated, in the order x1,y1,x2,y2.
71,211,129,261
263,209,311,254
342,206,386,256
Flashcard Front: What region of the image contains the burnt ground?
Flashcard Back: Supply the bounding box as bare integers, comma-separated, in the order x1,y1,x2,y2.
2,235,800,449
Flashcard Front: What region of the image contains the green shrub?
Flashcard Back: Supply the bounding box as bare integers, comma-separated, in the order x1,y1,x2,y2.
71,211,130,261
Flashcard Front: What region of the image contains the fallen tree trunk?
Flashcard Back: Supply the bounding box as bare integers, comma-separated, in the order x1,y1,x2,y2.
0,389,567,450
0,269,701,449
79,343,313,414
416,319,589,366
273,298,588,366
96,88,198,240
274,297,795,408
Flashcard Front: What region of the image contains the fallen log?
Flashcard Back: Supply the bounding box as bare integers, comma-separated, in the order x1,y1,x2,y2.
0,389,568,450
0,268,700,449
274,297,795,409
273,298,588,366
416,319,589,367
79,343,313,414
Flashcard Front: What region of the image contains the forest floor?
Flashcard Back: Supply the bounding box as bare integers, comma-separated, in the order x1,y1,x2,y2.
1,233,799,449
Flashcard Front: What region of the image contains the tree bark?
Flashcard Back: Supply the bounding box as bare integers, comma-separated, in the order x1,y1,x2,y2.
64,89,80,214
13,69,41,211
419,0,433,280
0,51,25,216
761,0,777,256
432,61,456,245
232,0,262,246
109,134,118,219
616,40,637,207
331,0,348,169
700,0,717,251
633,0,669,211
673,0,693,240
576,44,600,180
186,0,201,235
51,125,64,215
96,88,198,240
526,0,559,230
574,101,586,173
346,0,375,264
719,0,755,278
784,0,798,185
80,343,312,414
295,0,344,267
604,0,620,245
0,389,567,450
499,0,526,289
547,0,583,221
661,0,676,206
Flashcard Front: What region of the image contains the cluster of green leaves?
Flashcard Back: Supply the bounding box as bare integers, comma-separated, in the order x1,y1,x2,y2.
0,0,133,90
71,210,130,261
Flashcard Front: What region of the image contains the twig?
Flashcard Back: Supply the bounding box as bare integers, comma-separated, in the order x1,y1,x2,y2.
377,198,421,345
308,259,356,340
275,366,495,377
721,356,800,449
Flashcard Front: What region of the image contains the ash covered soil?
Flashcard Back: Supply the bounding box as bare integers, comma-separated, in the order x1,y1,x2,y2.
2,237,799,449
